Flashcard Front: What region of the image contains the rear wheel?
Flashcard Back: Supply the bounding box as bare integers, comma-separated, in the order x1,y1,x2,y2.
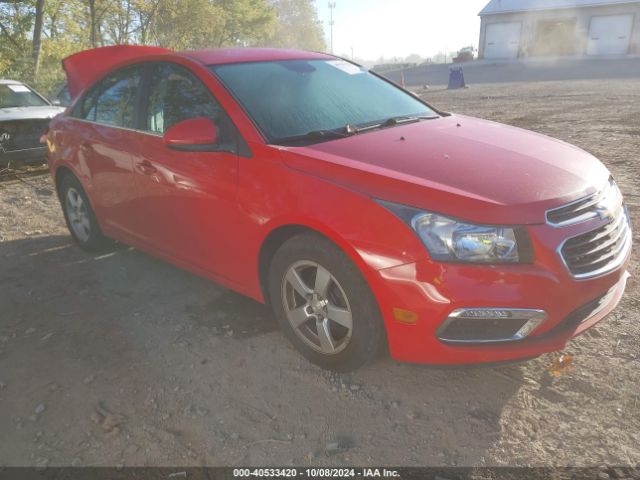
268,233,385,372
59,174,113,252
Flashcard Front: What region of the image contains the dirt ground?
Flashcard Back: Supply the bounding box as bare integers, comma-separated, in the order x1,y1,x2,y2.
0,79,639,468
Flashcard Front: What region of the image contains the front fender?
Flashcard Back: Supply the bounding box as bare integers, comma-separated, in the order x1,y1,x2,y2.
234,148,429,303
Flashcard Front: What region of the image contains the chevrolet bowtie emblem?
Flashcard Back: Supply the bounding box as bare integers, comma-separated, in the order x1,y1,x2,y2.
595,205,612,221
595,198,616,221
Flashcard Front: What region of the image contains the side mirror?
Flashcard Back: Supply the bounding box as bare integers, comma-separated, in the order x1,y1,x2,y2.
163,117,219,151
51,98,62,106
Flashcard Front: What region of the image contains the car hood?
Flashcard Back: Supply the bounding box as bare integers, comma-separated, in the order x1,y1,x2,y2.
0,106,65,122
279,114,610,225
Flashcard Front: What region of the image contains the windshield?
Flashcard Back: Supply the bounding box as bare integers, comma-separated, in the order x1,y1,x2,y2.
210,59,438,144
0,84,49,108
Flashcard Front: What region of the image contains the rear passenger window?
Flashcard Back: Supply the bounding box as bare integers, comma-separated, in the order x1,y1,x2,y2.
94,67,141,128
73,83,100,121
74,66,142,128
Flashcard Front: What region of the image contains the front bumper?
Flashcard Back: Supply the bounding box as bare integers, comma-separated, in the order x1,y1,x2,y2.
371,219,631,365
0,146,47,166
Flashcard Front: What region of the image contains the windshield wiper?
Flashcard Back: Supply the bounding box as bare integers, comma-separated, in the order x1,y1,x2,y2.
378,115,438,128
272,115,439,145
387,114,438,124
346,115,439,135
272,127,355,145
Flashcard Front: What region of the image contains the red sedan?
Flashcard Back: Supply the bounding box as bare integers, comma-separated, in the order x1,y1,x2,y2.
46,46,632,371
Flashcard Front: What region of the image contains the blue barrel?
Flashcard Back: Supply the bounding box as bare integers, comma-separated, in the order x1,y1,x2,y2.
448,67,466,90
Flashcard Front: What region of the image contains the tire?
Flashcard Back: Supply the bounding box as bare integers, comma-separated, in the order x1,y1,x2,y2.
58,173,113,252
268,233,385,372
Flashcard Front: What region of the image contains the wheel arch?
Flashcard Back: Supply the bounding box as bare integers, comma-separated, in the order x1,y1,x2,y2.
54,165,76,200
257,222,379,306
258,221,390,361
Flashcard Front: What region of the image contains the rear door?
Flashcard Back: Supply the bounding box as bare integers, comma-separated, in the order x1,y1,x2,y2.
67,65,144,238
129,62,241,271
587,15,634,55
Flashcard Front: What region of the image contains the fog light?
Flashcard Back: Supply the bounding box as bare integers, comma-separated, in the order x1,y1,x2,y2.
437,308,546,344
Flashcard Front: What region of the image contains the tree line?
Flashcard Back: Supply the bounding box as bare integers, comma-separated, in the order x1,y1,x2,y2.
0,0,326,94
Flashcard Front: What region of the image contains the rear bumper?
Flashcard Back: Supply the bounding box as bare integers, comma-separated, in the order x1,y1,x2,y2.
373,252,631,365
0,146,47,166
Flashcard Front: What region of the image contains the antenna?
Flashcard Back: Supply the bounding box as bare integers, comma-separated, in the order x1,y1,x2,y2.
328,2,336,53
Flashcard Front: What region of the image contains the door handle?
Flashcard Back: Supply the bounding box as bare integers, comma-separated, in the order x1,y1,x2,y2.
135,160,158,175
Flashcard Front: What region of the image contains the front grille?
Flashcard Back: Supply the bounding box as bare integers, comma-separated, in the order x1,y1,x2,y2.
560,209,631,279
546,192,600,226
0,119,49,153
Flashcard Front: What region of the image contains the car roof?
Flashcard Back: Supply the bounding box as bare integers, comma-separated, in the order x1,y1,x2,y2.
63,46,337,100
0,79,24,85
179,48,334,65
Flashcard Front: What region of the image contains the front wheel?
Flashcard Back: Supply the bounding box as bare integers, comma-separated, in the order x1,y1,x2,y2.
268,233,385,372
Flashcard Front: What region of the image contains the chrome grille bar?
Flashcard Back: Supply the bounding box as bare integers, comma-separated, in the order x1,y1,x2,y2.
546,177,619,227
559,209,632,279
546,192,599,226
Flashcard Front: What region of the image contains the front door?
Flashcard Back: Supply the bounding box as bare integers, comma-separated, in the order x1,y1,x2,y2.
130,63,241,274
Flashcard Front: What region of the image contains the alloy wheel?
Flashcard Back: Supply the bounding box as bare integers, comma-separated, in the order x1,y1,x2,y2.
65,187,91,243
281,260,353,355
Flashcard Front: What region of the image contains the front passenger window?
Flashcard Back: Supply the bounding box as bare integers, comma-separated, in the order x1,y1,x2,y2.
145,63,236,150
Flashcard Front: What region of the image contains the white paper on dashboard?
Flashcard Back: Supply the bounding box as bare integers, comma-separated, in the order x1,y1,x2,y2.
326,60,364,75
8,85,31,93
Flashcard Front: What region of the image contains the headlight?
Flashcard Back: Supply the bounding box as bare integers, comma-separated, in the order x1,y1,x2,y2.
378,200,532,264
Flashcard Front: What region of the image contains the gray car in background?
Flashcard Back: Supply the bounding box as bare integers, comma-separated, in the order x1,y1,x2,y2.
0,80,65,166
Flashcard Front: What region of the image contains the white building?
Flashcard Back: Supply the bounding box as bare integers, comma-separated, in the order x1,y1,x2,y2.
478,0,640,59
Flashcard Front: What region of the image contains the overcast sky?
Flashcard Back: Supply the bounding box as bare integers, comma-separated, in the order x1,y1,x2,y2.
313,0,489,60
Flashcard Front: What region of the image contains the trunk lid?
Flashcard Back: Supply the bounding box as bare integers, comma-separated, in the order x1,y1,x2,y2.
62,45,171,99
